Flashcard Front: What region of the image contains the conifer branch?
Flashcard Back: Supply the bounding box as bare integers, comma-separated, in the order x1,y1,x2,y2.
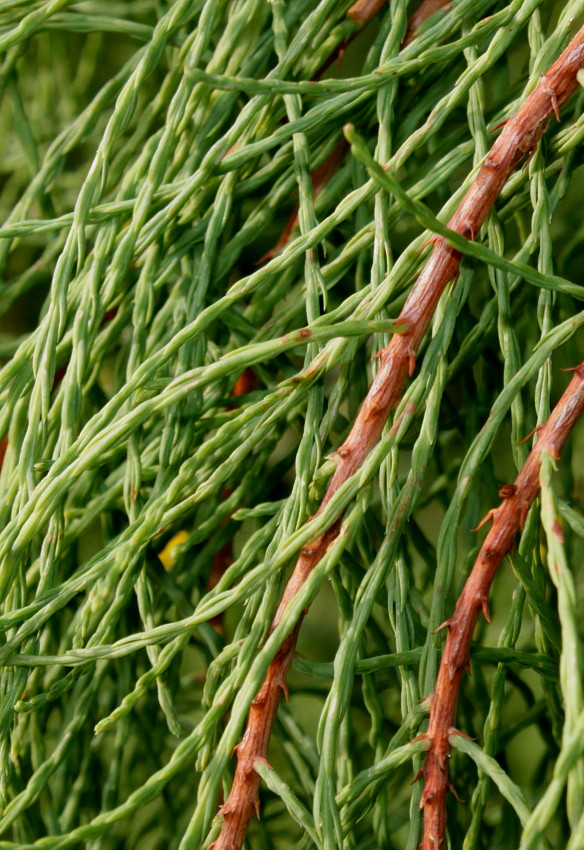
347,0,387,23
263,0,451,261
257,141,348,263
4,4,584,849
419,362,584,850
211,21,584,850
403,0,451,45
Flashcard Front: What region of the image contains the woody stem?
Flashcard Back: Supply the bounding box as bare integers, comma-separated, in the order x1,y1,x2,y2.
211,20,584,850
420,363,584,850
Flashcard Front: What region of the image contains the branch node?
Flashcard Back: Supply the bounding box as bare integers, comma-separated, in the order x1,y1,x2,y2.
518,500,531,528
434,617,455,633
418,236,437,253
411,767,425,785
518,423,543,445
218,799,238,817
419,788,434,808
484,154,499,168
447,780,464,802
448,727,476,741
445,660,457,682
460,221,476,241
472,508,497,532
252,796,260,819
542,76,561,121
408,350,417,376
276,677,289,701
489,117,508,133
410,732,431,745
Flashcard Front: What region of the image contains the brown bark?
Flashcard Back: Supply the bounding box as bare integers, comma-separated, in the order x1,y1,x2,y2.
347,0,388,23
261,0,452,263
403,0,451,44
419,363,584,850
314,0,390,82
211,20,584,850
256,141,349,264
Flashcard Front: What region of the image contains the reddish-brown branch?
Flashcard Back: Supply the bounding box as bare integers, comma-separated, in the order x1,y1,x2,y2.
419,363,584,850
313,0,387,82
256,141,349,264
319,0,450,78
261,0,452,263
211,22,584,850
403,0,450,45
347,0,388,23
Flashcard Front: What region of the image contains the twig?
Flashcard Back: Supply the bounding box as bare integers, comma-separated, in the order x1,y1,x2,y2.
261,0,451,262
256,141,348,264
313,0,387,82
403,0,450,45
347,0,388,23
419,363,584,850
211,20,584,850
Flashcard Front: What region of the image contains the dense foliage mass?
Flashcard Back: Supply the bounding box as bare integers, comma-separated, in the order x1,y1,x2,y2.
0,1,582,848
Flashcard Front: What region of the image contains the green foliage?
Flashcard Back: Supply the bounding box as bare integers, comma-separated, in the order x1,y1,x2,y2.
0,1,583,848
